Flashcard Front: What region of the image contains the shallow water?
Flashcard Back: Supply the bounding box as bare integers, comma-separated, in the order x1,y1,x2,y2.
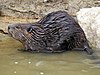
0,34,100,75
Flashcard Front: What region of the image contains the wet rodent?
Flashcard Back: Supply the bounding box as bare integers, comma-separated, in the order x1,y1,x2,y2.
8,11,93,54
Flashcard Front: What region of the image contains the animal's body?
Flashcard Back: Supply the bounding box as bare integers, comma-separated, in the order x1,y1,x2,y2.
8,11,93,54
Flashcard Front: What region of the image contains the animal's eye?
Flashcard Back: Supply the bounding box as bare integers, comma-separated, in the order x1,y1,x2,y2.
16,26,20,29
27,27,32,33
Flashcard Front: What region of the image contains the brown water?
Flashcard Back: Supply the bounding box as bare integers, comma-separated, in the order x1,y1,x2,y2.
0,34,100,75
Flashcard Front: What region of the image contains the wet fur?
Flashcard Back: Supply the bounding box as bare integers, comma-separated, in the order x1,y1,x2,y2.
8,11,93,54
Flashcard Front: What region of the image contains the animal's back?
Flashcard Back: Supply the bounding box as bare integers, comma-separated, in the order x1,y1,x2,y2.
36,11,92,54
38,11,78,26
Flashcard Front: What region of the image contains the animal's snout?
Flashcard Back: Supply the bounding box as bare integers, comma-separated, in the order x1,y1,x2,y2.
8,25,16,36
8,25,15,30
8,26,10,30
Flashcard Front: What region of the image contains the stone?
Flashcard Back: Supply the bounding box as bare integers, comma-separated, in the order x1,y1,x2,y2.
0,0,95,18
77,7,100,48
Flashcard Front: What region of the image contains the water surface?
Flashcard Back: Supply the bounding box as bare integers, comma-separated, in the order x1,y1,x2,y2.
0,34,100,75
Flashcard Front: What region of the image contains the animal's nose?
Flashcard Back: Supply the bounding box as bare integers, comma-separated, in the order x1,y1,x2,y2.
8,26,10,30
8,25,15,36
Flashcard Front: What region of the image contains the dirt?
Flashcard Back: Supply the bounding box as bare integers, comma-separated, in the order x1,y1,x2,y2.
0,16,39,32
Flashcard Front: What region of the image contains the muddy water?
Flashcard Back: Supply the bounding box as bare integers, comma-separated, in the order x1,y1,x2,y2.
0,34,100,75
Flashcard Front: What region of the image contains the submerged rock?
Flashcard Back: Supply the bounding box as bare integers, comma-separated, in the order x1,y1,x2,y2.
77,7,100,48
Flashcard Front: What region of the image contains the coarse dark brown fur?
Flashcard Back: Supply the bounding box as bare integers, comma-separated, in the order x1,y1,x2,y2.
8,11,93,54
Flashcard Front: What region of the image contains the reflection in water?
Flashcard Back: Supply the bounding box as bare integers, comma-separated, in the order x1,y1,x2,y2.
0,34,100,75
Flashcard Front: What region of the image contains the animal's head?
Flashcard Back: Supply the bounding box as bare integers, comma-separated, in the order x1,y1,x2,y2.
8,23,44,44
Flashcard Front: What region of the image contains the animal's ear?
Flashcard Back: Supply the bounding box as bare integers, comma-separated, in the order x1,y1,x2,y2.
27,24,45,35
27,27,33,33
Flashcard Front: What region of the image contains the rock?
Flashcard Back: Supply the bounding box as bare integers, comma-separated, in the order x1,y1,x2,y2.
77,7,100,48
0,0,95,18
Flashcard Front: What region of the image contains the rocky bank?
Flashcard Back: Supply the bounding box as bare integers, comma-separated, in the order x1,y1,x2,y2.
77,7,100,48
